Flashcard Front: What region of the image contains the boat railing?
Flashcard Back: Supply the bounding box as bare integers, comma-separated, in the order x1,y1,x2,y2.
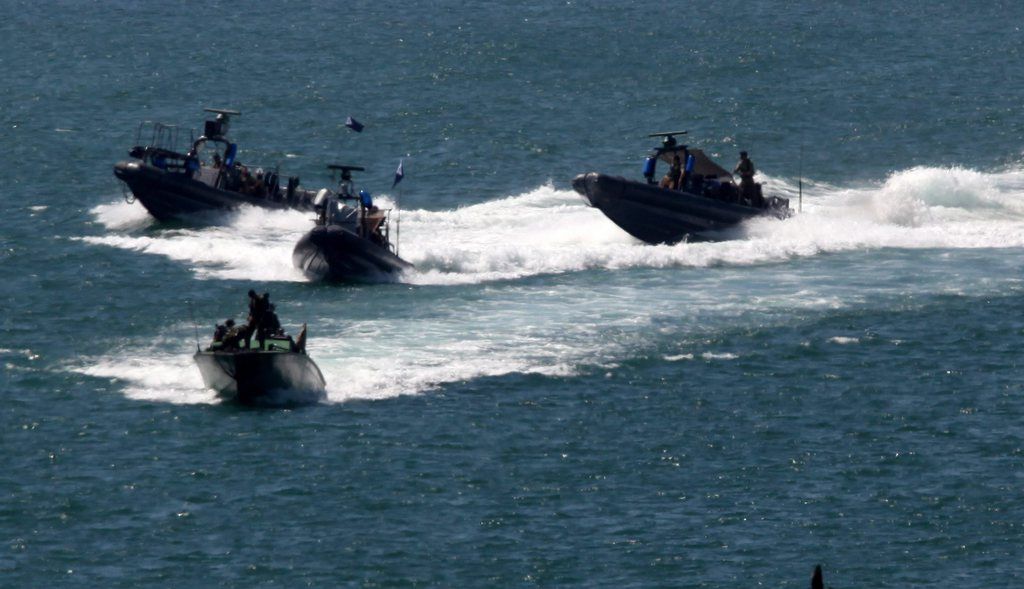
366,207,397,252
134,121,194,154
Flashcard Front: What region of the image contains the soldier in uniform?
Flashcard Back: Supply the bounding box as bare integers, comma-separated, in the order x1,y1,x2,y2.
733,151,756,204
658,155,681,190
245,290,270,349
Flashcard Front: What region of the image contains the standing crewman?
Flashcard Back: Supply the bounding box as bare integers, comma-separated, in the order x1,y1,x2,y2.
733,151,756,204
245,290,270,349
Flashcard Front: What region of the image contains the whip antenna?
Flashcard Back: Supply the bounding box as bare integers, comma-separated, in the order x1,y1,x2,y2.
396,189,402,257
391,158,405,256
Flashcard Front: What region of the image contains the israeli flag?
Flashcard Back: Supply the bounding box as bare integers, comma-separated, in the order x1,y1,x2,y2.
392,159,404,189
344,116,364,132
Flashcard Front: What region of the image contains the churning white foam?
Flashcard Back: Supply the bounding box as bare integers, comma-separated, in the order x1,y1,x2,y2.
83,204,311,281
90,199,157,231
79,351,217,405
85,166,1024,286
76,166,1024,404
73,317,583,404
737,166,1024,255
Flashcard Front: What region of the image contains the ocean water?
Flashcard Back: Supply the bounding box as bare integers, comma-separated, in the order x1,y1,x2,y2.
3,1,1024,586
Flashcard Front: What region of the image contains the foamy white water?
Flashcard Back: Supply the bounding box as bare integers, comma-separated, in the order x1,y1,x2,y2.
85,167,1024,287
73,165,1024,404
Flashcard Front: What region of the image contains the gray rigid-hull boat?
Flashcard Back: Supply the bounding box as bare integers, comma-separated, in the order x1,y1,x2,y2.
293,225,413,282
292,165,413,283
194,334,326,406
114,108,319,223
572,131,790,244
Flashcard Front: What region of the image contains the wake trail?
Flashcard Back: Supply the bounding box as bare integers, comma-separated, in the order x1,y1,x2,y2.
83,166,1024,285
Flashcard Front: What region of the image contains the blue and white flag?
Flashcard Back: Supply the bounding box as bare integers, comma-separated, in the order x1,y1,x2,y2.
344,116,364,132
392,159,404,189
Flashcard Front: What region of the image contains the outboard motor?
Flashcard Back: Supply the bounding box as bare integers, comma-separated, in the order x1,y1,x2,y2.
313,188,329,208
265,172,280,200
642,157,656,184
312,188,330,224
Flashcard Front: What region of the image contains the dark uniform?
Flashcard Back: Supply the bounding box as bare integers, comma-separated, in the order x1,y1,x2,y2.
212,322,228,344
733,152,756,204
660,155,683,190
263,304,282,338
245,290,270,349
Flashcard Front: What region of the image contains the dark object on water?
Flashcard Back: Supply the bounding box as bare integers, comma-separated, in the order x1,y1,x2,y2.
194,324,326,406
572,132,791,244
344,116,364,133
292,165,413,282
114,108,319,222
811,564,826,589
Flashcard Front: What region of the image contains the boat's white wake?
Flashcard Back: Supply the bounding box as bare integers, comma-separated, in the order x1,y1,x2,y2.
85,165,1024,286
75,165,1024,405
74,319,582,405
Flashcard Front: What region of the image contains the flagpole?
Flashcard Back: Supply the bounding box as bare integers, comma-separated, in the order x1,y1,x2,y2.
392,159,405,256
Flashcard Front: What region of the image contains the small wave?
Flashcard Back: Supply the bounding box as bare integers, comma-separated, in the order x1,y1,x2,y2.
701,352,738,361
828,336,860,345
663,353,694,362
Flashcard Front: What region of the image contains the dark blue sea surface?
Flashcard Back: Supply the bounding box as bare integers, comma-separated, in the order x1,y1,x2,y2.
3,1,1024,586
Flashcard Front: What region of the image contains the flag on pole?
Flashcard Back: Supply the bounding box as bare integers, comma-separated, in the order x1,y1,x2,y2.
344,116,364,132
392,159,404,189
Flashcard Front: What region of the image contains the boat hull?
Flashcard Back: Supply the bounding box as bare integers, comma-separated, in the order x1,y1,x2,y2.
114,161,314,223
572,172,788,244
292,225,413,283
194,349,327,406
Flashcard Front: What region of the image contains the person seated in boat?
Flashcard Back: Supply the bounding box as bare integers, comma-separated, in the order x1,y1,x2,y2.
232,164,251,194
241,169,262,196
252,169,268,199
222,320,249,350
659,155,682,190
211,153,223,169
733,151,757,204
212,319,231,344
